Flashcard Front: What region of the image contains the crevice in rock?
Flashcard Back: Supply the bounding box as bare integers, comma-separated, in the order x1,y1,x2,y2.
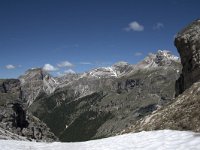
12,103,29,129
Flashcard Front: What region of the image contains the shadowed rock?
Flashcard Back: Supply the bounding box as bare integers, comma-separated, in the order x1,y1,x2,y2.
175,19,200,95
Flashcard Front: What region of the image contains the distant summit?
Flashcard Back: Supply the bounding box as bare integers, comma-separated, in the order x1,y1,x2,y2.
19,68,58,106
138,50,180,68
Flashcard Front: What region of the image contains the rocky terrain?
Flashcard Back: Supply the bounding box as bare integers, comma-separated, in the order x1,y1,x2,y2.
122,19,200,134
25,50,181,141
19,68,59,106
175,19,200,95
122,81,200,133
0,126,28,141
0,79,58,142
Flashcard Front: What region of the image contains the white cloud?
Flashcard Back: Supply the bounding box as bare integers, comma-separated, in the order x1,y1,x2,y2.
5,64,16,69
56,69,75,76
153,22,164,30
57,61,74,68
64,69,75,74
43,64,58,72
134,52,143,56
125,21,144,32
80,62,92,65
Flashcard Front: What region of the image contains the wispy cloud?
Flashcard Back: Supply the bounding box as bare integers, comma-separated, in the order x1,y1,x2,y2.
64,69,75,74
43,64,58,72
80,62,92,65
57,61,74,68
5,64,16,69
134,52,143,56
153,22,164,30
124,21,144,32
56,69,76,76
94,61,112,67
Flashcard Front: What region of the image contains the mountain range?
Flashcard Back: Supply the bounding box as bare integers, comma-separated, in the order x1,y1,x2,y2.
1,19,200,143
0,49,181,142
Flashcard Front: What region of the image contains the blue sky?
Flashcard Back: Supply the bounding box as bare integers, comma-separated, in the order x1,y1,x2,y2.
0,0,200,78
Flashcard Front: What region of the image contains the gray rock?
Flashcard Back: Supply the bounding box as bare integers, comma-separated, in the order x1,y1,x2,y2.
0,79,58,142
175,19,200,95
19,68,58,106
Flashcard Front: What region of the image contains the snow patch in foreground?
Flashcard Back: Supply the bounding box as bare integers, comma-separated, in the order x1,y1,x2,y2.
1,130,200,150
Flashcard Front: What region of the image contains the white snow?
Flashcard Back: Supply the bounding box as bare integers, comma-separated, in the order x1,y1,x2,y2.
157,50,180,61
88,67,118,78
1,130,200,150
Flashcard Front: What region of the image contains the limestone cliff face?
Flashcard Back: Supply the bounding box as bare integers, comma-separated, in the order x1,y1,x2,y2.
175,19,200,95
19,68,58,106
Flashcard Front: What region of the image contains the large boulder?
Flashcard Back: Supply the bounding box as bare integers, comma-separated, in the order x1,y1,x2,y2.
175,19,200,95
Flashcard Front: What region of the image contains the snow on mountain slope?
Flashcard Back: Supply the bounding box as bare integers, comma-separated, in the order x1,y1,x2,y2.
84,50,180,79
1,130,200,150
137,50,180,69
85,61,131,78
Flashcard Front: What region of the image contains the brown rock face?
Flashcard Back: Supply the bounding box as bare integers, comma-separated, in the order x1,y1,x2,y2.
175,19,200,95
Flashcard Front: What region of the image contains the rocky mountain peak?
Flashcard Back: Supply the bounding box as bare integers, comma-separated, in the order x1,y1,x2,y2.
19,68,48,84
138,50,180,68
112,61,129,67
19,68,58,106
85,62,132,79
156,50,179,60
86,67,118,78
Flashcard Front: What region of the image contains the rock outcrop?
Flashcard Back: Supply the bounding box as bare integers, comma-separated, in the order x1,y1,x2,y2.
0,127,28,141
0,79,58,142
175,19,200,95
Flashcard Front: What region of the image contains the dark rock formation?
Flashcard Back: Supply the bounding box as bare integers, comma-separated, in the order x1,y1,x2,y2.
175,19,200,95
0,79,58,141
12,103,29,129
